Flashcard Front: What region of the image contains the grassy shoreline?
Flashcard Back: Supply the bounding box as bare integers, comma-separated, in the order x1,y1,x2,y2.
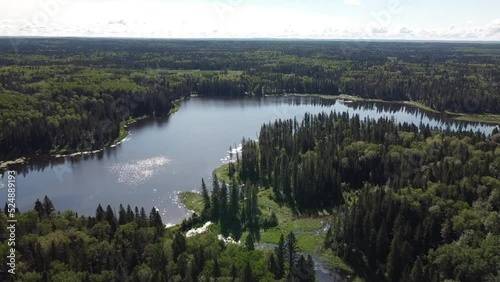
180,162,356,277
291,93,500,124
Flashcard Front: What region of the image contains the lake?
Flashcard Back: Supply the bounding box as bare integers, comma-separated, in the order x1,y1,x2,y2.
0,96,497,224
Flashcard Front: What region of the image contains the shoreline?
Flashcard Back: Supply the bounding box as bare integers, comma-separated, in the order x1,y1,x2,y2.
0,98,187,171
179,163,356,280
2,93,498,170
290,93,500,125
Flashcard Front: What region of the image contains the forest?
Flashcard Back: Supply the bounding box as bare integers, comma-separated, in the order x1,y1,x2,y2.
0,187,317,281
2,112,499,281
231,112,500,281
1,38,500,161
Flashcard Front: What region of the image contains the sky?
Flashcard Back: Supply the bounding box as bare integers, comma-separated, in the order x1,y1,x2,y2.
0,0,499,41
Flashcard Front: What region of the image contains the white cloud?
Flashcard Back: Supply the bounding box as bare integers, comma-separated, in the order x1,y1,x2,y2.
486,18,500,36
0,1,499,41
344,0,361,6
399,26,412,34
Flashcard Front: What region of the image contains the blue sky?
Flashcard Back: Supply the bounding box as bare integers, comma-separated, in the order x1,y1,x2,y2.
1,0,499,40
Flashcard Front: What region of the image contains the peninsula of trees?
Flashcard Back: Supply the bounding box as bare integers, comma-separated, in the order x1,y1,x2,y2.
1,38,499,161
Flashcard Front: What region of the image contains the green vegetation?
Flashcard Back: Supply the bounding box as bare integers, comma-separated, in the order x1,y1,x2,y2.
1,38,500,162
234,112,500,282
0,197,283,282
179,192,204,213
2,38,500,281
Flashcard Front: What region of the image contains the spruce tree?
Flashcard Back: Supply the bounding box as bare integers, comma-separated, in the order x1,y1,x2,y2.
245,233,255,251
286,232,298,272
243,262,254,282
219,181,229,234
201,178,211,219
95,204,104,221
43,195,54,216
34,199,44,218
211,174,221,221
172,232,187,263
213,258,221,279
275,234,285,279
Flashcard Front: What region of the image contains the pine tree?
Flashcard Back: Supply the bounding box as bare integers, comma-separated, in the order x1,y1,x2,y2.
104,205,117,238
172,232,187,263
409,257,424,282
243,262,254,282
307,255,316,282
201,178,211,219
268,253,279,280
118,204,127,225
228,180,241,234
230,263,238,281
211,174,221,221
149,208,164,237
126,205,134,222
43,195,54,216
376,219,390,263
286,232,298,272
96,204,104,221
219,181,229,235
245,233,255,251
34,199,44,218
275,234,285,279
213,258,221,279
139,207,148,227
193,246,205,279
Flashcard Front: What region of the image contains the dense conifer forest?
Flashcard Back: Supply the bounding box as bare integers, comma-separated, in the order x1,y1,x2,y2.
3,112,498,281
1,38,500,160
234,112,500,281
1,38,500,281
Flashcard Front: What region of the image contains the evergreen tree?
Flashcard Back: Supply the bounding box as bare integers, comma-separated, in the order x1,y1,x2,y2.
96,204,104,221
307,255,316,282
126,205,134,222
230,263,238,281
139,207,148,227
213,258,221,279
268,253,279,280
210,174,221,221
104,205,117,238
243,262,254,282
118,204,127,225
229,180,241,237
34,199,44,218
172,232,187,263
201,178,211,219
43,195,54,216
275,234,285,279
219,181,229,235
245,233,255,251
286,232,298,272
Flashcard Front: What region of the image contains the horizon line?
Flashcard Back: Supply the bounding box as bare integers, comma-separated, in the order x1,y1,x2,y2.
1,35,500,44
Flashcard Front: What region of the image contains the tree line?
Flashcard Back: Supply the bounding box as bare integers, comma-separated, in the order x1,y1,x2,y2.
236,112,500,281
1,39,499,161
0,196,290,281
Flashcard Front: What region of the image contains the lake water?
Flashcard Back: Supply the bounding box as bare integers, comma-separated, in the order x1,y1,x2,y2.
1,96,497,224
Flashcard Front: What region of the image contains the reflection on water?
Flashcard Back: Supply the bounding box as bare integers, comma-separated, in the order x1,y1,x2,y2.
107,156,171,186
0,96,498,224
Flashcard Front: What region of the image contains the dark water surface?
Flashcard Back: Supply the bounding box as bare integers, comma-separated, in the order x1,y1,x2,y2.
1,96,497,224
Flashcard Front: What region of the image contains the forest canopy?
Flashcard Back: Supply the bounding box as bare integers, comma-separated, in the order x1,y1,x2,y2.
1,38,500,160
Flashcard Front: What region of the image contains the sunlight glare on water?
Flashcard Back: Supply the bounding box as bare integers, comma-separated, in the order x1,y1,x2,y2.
107,156,171,186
